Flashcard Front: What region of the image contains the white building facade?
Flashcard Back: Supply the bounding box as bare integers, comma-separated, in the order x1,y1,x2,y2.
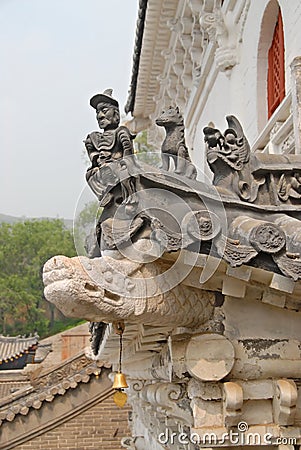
126,0,301,177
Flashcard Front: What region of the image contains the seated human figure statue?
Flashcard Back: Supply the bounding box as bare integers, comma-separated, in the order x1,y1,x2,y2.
84,89,136,206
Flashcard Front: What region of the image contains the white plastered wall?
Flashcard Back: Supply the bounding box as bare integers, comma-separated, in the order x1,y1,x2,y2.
187,0,301,176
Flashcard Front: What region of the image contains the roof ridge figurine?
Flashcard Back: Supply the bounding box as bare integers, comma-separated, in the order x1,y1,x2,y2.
80,92,301,280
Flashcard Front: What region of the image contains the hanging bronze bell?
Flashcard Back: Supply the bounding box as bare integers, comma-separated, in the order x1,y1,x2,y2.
112,372,128,390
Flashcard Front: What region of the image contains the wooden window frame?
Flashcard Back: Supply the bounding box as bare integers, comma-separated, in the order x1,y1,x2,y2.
267,9,285,118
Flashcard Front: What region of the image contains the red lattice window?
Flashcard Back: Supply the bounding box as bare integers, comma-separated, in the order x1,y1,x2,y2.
268,9,285,118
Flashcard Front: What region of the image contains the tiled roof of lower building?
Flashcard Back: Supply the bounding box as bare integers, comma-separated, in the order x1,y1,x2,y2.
0,334,38,362
0,334,40,370
0,351,111,425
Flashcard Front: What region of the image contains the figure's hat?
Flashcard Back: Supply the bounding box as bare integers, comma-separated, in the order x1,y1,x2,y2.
90,89,119,109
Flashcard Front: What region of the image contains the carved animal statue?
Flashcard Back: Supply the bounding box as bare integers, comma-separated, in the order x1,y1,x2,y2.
43,254,214,328
156,106,197,179
204,116,250,173
203,115,262,201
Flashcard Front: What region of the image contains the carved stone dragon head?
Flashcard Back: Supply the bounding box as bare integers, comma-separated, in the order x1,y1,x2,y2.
203,115,250,178
43,254,214,328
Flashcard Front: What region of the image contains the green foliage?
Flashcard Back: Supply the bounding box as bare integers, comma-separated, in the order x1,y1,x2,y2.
45,318,86,337
73,201,102,256
75,201,101,231
134,129,155,153
0,219,76,337
134,130,161,166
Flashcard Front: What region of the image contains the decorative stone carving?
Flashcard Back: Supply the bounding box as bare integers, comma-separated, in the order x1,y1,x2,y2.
39,79,301,450
214,235,258,268
184,210,221,241
166,74,178,100
199,12,217,42
185,334,235,382
273,252,301,282
84,89,138,209
188,0,202,15
179,34,193,53
42,91,301,450
33,355,91,389
277,173,301,201
43,255,215,327
121,436,146,450
77,92,301,281
203,115,301,211
180,17,194,36
230,217,286,254
281,133,296,154
44,101,301,344
167,18,180,33
121,437,137,449
190,28,203,66
155,106,197,179
172,48,185,77
140,382,193,426
223,382,243,427
203,116,253,199
215,45,237,72
249,223,286,253
198,1,238,72
273,379,297,425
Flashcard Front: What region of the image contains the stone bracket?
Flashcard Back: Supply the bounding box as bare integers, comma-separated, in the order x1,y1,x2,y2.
273,379,297,425
223,381,243,427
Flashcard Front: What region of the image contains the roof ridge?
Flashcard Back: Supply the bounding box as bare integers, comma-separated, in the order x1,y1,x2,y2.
0,354,111,426
0,335,38,343
36,349,91,379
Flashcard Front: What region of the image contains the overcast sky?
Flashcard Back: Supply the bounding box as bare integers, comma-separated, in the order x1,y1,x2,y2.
0,0,139,220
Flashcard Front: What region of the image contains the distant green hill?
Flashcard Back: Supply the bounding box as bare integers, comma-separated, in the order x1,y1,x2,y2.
0,213,23,224
0,213,73,229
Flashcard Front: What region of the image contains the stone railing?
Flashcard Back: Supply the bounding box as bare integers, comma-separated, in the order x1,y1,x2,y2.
252,93,294,155
252,56,301,155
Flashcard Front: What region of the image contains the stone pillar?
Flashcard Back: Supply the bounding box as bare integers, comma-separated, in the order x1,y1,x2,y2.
290,56,301,154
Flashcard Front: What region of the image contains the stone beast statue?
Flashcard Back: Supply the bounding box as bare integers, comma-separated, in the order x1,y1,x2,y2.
156,106,197,179
203,115,264,202
43,254,214,328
